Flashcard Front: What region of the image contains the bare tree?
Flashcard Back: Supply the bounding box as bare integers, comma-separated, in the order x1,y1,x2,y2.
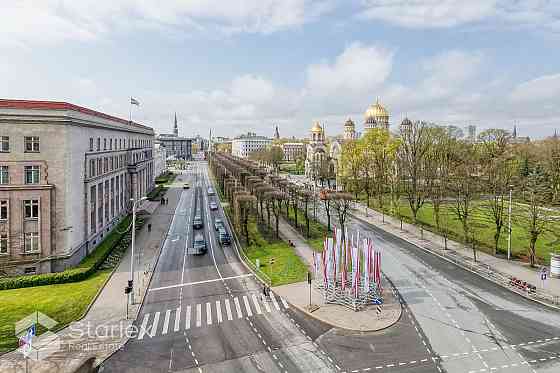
329,192,353,241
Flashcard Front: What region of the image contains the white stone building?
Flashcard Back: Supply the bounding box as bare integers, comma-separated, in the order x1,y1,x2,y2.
282,142,305,161
231,133,272,158
0,99,155,275
153,143,167,178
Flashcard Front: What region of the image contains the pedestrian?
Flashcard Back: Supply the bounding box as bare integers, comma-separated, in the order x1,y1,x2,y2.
148,223,152,232
161,197,164,205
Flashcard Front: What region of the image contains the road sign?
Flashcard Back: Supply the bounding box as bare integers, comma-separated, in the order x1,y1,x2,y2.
307,272,312,285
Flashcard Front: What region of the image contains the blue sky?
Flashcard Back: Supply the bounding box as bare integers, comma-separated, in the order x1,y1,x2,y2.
2,1,560,138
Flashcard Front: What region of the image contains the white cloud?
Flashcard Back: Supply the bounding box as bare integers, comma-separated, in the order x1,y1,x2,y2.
358,0,560,32
510,73,560,103
0,0,331,47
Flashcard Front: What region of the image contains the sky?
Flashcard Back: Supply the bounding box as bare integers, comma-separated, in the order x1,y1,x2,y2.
2,0,560,139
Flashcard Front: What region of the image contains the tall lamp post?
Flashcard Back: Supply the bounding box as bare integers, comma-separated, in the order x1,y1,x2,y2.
130,196,147,305
507,185,513,261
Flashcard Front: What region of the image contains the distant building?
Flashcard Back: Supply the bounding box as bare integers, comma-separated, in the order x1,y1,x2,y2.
466,125,477,142
153,143,167,177
156,113,192,160
343,118,356,140
0,99,155,275
364,99,389,132
511,125,530,144
282,142,305,161
231,133,272,158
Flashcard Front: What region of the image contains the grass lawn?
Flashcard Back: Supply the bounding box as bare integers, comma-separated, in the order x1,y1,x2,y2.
364,197,560,263
0,269,112,353
284,206,328,252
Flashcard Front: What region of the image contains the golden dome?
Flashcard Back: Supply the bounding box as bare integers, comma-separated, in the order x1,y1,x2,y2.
344,118,355,127
365,99,389,120
311,121,323,133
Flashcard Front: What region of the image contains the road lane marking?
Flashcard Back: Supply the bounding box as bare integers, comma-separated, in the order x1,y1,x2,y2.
138,313,150,340
206,302,212,325
185,305,191,330
270,293,280,310
243,295,253,317
196,304,202,327
162,309,171,335
216,300,223,323
251,294,262,314
234,297,243,318
174,307,181,332
225,299,233,320
150,311,160,337
262,297,272,313
280,297,289,309
149,274,254,292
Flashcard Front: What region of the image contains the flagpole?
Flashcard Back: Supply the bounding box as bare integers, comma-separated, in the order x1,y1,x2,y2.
129,99,132,124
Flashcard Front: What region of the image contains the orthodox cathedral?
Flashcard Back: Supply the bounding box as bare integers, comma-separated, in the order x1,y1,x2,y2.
304,99,390,181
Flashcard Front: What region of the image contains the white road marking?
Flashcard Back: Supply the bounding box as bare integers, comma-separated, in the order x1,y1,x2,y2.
186,305,191,330
196,304,202,327
206,302,212,325
150,311,160,337
243,295,253,317
216,300,223,323
138,313,150,340
262,297,272,313
174,307,181,332
270,293,280,310
280,297,289,309
162,309,171,335
251,294,262,314
149,274,254,292
225,299,233,321
234,297,243,318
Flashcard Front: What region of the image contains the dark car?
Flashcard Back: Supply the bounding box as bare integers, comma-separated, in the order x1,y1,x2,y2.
218,227,231,245
209,201,218,210
193,214,203,229
214,218,224,231
192,233,207,254
183,183,190,189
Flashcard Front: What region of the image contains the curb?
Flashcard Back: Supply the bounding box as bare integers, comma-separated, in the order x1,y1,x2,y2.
349,212,560,312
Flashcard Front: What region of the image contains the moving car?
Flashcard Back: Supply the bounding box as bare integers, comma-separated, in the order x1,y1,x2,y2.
191,233,207,254
214,218,224,231
183,183,190,189
193,214,203,229
209,201,218,210
218,227,231,245
207,187,215,196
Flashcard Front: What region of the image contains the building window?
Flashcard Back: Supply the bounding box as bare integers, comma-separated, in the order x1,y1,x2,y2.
0,136,9,152
104,138,107,150
24,165,40,184
89,137,94,151
0,200,7,220
0,233,8,254
24,267,36,274
97,137,101,151
24,232,39,253
24,136,40,152
0,166,8,184
98,184,103,227
89,159,95,178
110,138,113,150
104,158,108,173
23,199,39,219
90,186,96,234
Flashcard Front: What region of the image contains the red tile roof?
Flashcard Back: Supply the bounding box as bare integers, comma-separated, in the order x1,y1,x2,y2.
0,99,152,131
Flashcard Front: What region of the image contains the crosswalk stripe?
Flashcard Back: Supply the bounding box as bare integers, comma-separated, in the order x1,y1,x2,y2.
174,307,181,332
281,297,289,309
234,297,243,319
138,313,150,340
206,302,212,325
243,295,253,317
225,299,233,321
216,300,223,323
270,293,280,310
150,312,161,337
186,305,191,330
162,309,171,335
196,304,202,327
262,297,272,313
251,294,263,314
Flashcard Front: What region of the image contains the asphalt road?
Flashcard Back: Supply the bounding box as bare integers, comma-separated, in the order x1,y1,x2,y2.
101,162,333,373
311,204,560,373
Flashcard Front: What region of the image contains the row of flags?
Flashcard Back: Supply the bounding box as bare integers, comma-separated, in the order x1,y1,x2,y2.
313,227,382,298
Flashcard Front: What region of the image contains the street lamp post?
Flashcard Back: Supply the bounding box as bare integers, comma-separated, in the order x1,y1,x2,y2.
130,196,147,305
507,185,513,261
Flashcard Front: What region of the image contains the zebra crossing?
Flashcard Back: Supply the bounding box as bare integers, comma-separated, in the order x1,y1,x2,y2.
137,292,290,340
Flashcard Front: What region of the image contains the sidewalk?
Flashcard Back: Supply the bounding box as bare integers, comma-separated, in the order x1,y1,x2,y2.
351,203,560,306
273,218,402,331
0,183,182,373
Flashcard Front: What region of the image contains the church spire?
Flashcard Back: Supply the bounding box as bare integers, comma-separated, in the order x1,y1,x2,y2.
513,124,517,138
173,112,178,136
274,125,280,140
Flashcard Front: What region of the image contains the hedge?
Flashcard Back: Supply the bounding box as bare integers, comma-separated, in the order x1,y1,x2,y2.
147,185,168,201
0,216,138,291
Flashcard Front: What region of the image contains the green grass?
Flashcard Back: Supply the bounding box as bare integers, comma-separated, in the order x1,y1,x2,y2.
365,197,560,263
284,206,328,252
0,269,112,353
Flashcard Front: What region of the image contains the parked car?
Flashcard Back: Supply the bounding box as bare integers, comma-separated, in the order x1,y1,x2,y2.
209,201,218,210
214,218,224,231
218,227,231,245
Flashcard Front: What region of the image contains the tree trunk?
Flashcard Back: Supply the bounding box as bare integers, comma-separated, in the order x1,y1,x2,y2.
294,200,298,228
529,234,538,267
493,224,502,256
305,200,310,238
